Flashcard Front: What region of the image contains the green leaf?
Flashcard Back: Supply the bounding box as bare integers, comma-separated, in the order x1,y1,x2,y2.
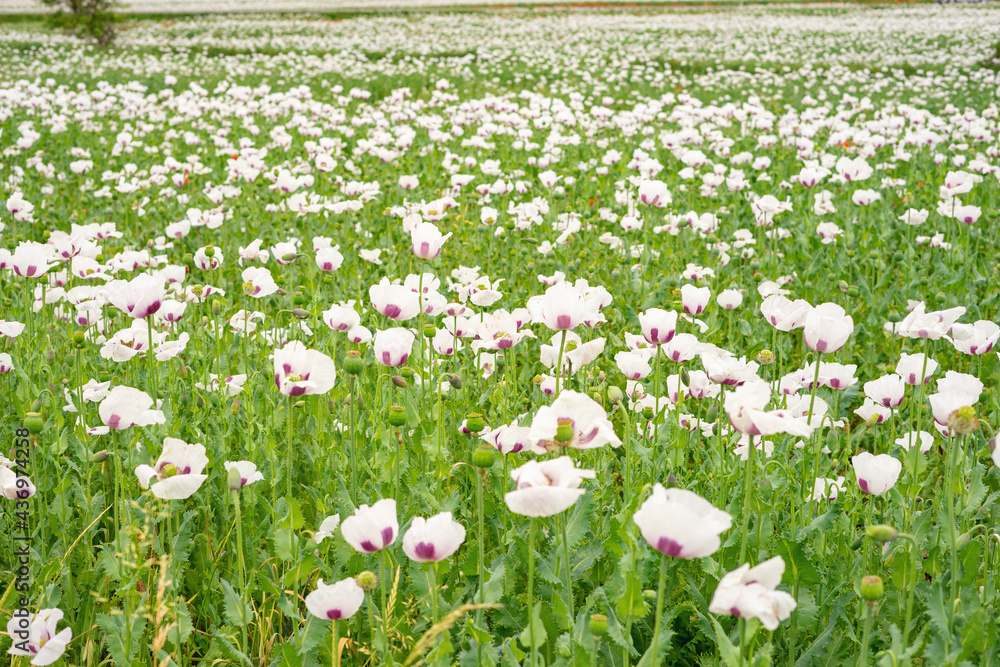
775,539,821,586
297,615,329,657
709,616,741,667
97,612,147,667
212,626,253,667
484,559,506,605
518,604,547,648
962,464,986,515
616,571,647,620
221,578,251,628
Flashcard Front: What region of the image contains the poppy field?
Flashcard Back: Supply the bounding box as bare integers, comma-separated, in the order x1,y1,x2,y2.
2,4,1000,666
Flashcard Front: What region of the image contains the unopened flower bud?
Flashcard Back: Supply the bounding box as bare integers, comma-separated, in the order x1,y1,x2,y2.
956,532,970,550
860,575,884,601
705,404,719,423
355,571,379,591
392,375,409,389
466,413,486,433
282,252,298,263
231,398,241,415
387,405,406,427
588,614,608,637
228,466,243,491
865,524,899,543
448,374,463,390
865,412,881,428
665,474,677,488
344,351,364,375
608,386,624,404
472,446,495,469
291,308,309,320
92,449,109,463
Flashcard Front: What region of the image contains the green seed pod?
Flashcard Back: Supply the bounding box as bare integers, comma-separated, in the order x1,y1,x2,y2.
344,351,364,375
423,323,436,338
292,292,306,306
73,330,86,345
204,246,216,257
588,614,608,637
749,259,761,271
472,446,496,469
161,463,178,479
400,367,414,380
555,418,574,443
466,413,486,433
355,571,379,591
24,412,43,435
387,405,406,427
860,575,884,601
846,286,859,298
755,350,775,366
948,406,978,434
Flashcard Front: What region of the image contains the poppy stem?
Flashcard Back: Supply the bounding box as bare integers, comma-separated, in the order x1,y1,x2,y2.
146,314,157,404
650,551,668,665
561,511,574,624
555,329,567,397
350,376,358,505
806,352,823,519
527,518,537,667
331,619,340,667
739,434,756,564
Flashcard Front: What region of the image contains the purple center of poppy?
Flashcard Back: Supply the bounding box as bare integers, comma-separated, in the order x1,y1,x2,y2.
858,478,870,493
383,304,402,319
326,609,343,620
556,314,572,329
414,542,436,560
655,536,684,557
107,414,122,429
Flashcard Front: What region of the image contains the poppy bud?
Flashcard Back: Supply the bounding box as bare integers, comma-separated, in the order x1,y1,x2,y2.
291,308,309,320
864,412,881,428
705,404,719,423
838,280,849,293
860,575,884,601
211,300,222,316
642,589,657,601
92,449,109,463
665,474,677,488
294,400,305,408
387,405,406,427
758,477,772,501
865,524,899,543
956,533,970,550
231,399,240,415
608,386,624,404
24,412,43,435
588,614,608,637
227,466,243,491
826,429,839,453
355,571,379,591
448,374,463,390
391,375,409,389
282,252,298,263
472,446,495,469
466,413,486,433
344,351,364,375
